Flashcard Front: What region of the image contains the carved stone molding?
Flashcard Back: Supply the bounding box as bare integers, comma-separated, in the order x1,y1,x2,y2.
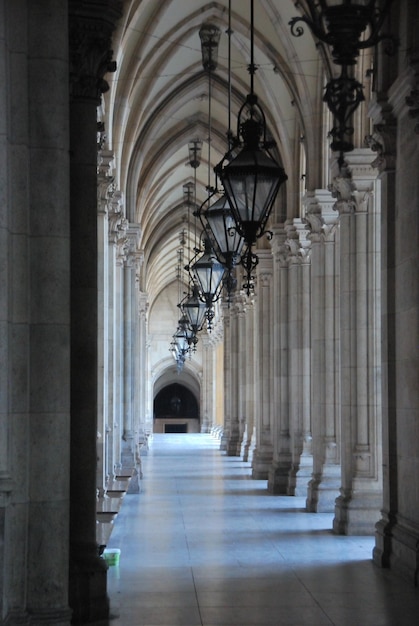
367,95,397,172
284,219,311,265
329,165,357,215
138,291,149,320
108,190,128,243
69,1,122,102
303,190,339,243
406,50,419,134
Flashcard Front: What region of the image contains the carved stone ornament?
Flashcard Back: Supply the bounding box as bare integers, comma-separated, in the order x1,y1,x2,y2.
406,51,419,134
69,1,122,102
328,166,357,215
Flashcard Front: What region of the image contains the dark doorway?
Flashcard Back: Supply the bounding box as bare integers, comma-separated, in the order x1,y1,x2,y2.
165,424,188,433
154,383,199,420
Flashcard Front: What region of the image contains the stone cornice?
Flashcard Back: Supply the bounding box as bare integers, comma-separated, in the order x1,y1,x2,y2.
69,0,122,103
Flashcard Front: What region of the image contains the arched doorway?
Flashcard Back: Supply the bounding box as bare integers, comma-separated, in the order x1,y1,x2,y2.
153,369,201,433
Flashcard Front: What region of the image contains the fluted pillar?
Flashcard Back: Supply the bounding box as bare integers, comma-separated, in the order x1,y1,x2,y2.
138,290,149,438
68,2,121,621
106,190,127,482
252,251,274,479
241,296,255,461
220,306,232,451
285,221,312,495
268,227,293,493
1,2,72,623
332,150,382,535
226,296,242,456
201,335,212,433
121,227,142,475
305,191,341,512
96,150,114,496
371,47,419,580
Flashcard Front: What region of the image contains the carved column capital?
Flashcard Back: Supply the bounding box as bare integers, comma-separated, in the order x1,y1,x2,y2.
330,151,380,220
405,49,419,134
366,94,397,173
69,1,122,103
108,190,127,244
304,189,339,243
284,219,311,265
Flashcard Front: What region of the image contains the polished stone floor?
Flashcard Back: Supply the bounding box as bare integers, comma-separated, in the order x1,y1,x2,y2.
106,433,419,625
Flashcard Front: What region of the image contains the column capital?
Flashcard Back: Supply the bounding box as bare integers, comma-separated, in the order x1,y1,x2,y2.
284,218,311,265
303,189,339,242
329,152,378,216
108,190,128,243
367,94,397,173
69,0,122,103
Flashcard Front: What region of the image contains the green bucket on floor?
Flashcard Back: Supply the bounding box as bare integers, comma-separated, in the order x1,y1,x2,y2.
103,548,120,566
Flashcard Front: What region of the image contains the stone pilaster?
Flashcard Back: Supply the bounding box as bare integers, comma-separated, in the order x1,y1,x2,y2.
96,150,114,496
2,2,73,623
252,251,274,479
226,294,244,456
331,149,383,535
68,1,122,622
268,228,293,493
283,221,312,496
106,189,127,481
304,191,341,512
201,335,212,433
372,48,419,580
137,290,149,439
220,306,231,451
241,296,256,462
121,226,142,478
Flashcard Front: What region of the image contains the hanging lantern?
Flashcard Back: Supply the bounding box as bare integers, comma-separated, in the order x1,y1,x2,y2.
191,238,225,309
182,285,207,333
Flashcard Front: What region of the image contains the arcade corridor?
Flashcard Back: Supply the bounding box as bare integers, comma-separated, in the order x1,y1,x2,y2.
105,435,419,625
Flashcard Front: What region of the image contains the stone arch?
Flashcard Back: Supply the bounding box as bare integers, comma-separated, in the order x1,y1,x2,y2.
153,365,202,434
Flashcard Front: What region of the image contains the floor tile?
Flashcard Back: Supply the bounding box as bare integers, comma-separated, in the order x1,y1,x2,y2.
105,434,419,626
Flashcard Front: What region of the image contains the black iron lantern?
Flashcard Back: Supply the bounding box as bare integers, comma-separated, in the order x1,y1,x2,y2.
191,238,225,309
289,0,396,163
217,0,287,294
220,104,287,247
182,285,207,334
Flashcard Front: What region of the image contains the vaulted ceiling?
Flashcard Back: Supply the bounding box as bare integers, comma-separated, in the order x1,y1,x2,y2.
105,0,323,312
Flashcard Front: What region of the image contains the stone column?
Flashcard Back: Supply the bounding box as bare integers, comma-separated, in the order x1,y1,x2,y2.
1,2,72,623
331,149,382,535
268,227,293,493
121,226,142,474
201,335,212,432
305,191,341,512
252,251,275,479
372,50,419,579
242,297,256,462
220,306,232,451
226,296,241,456
137,290,149,441
96,150,114,496
285,221,312,495
106,190,127,481
68,2,121,622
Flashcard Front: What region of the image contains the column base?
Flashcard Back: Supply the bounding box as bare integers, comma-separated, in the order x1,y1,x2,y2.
226,420,241,456
333,489,382,535
267,459,293,494
69,543,109,624
294,453,313,497
306,466,341,512
252,446,273,480
373,515,419,586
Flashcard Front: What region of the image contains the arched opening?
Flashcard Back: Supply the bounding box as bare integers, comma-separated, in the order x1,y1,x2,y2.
153,379,201,434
